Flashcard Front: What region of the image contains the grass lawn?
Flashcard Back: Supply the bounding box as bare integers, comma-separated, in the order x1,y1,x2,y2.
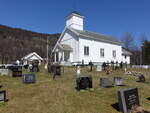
0,66,150,113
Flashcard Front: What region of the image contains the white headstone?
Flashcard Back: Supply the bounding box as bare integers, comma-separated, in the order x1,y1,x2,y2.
44,64,48,69
76,66,80,77
1,69,9,75
16,60,20,65
96,65,102,72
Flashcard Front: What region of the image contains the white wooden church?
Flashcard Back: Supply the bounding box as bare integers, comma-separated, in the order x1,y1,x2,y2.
52,11,132,65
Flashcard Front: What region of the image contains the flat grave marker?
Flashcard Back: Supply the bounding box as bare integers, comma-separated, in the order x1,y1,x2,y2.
22,74,36,84
118,88,139,113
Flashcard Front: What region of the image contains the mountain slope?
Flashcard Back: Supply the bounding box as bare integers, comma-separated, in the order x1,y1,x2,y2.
0,24,60,63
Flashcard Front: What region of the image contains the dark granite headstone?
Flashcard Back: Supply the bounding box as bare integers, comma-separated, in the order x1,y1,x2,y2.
88,61,93,72
138,74,145,82
31,60,39,72
54,65,61,76
100,78,113,88
114,77,124,86
118,88,139,113
12,66,22,77
22,74,36,84
76,76,92,90
0,90,6,102
102,62,107,70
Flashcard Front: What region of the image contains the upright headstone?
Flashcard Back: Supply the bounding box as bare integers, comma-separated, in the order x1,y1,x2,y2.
88,61,93,72
100,78,112,88
96,65,102,72
114,77,124,86
22,74,36,84
138,74,145,82
31,60,39,72
76,76,92,90
118,88,139,113
12,66,22,77
76,66,80,77
54,65,61,75
1,69,9,75
102,62,107,71
52,65,61,79
0,90,6,102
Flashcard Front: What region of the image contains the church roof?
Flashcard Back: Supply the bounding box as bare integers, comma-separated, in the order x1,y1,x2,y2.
122,48,132,56
70,11,82,16
70,28,121,45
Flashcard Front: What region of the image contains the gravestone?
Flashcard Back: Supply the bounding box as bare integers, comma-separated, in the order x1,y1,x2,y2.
22,74,36,84
0,90,6,102
0,69,9,75
96,65,102,72
52,65,61,80
114,77,124,86
88,61,93,72
31,60,39,72
100,78,113,88
102,62,107,70
76,76,92,90
118,88,139,113
137,74,145,82
48,64,55,74
76,66,80,77
54,65,61,76
12,66,22,77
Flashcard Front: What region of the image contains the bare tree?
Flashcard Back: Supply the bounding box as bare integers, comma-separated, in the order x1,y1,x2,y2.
121,32,135,50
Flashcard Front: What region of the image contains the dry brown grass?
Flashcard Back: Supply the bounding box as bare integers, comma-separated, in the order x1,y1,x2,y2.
0,66,149,113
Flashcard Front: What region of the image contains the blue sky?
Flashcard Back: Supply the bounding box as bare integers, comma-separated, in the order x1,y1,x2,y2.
0,0,150,44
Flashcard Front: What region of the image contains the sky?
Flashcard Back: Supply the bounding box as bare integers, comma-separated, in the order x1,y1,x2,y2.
0,0,150,45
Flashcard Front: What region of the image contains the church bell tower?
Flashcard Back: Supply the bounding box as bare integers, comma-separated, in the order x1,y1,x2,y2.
66,11,84,30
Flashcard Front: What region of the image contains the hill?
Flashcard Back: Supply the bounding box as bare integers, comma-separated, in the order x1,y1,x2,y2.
0,24,60,63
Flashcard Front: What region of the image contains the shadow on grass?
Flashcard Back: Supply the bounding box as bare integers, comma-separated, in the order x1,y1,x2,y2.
111,103,120,112
147,97,150,101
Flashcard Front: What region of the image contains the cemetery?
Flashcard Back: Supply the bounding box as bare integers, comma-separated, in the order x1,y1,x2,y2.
0,64,149,113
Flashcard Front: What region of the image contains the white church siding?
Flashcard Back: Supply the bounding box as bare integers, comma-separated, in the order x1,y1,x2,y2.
79,36,122,64
59,29,79,62
122,56,130,64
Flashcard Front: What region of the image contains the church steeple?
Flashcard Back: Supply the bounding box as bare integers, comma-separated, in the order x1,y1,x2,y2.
66,11,84,30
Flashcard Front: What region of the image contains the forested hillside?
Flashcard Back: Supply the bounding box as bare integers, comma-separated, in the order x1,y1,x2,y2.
0,24,60,63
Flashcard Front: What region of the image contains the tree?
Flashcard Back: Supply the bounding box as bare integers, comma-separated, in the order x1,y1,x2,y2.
142,40,150,65
121,32,135,50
